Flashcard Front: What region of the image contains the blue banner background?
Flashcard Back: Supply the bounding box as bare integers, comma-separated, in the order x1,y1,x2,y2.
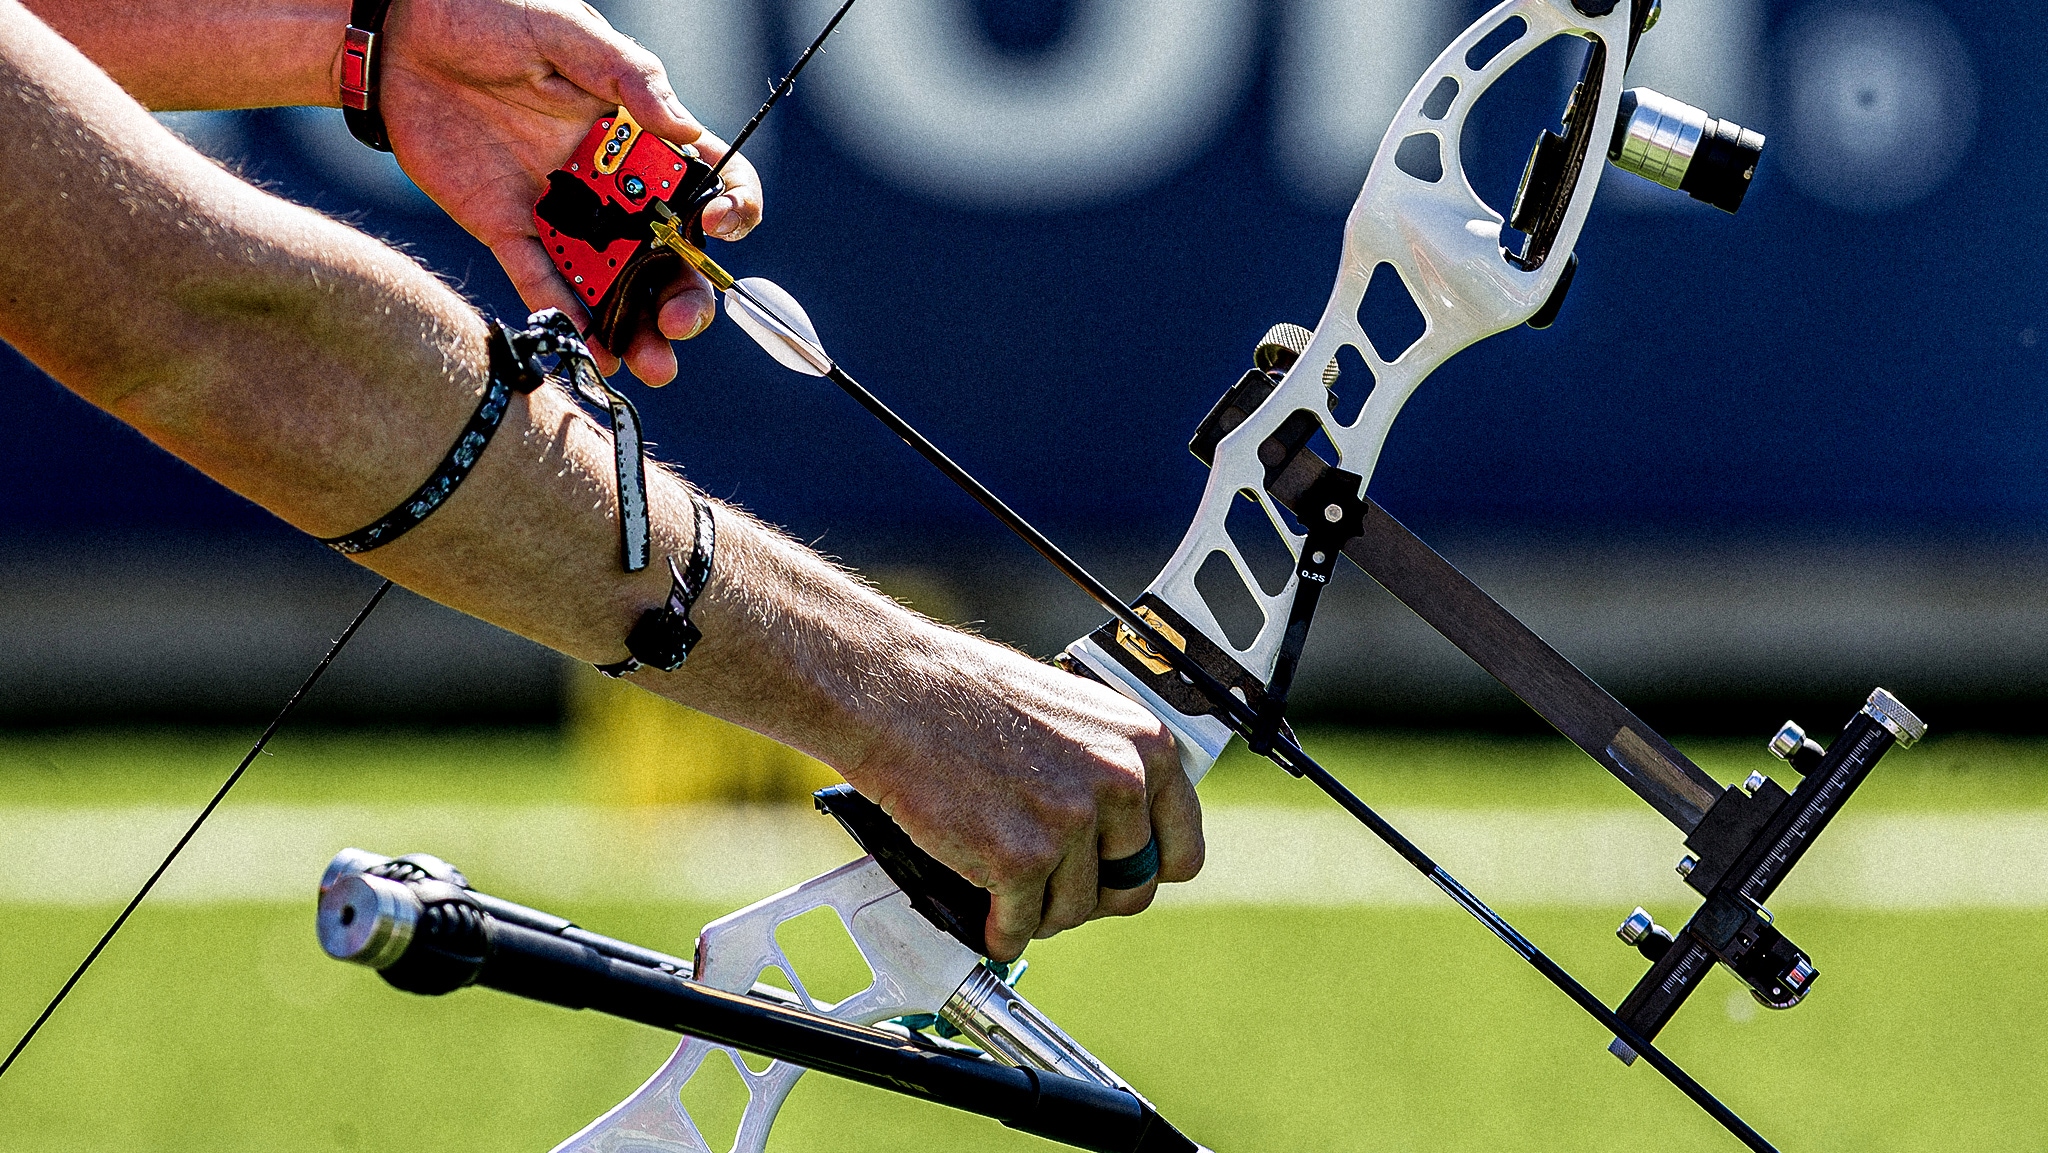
5,0,2041,563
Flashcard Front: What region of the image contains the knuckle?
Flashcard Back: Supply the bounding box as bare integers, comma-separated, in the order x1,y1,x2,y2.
1101,763,1147,809
1160,841,1204,884
990,841,1061,888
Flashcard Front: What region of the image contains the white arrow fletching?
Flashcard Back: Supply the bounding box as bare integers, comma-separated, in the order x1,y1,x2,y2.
727,277,832,377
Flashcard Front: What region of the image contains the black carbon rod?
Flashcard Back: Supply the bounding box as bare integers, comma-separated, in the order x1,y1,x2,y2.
352,899,1199,1153
811,366,1779,1152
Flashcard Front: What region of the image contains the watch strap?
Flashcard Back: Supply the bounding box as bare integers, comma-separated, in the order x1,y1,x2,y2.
340,0,396,152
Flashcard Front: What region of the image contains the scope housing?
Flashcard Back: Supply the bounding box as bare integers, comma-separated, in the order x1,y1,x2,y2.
1609,87,1764,213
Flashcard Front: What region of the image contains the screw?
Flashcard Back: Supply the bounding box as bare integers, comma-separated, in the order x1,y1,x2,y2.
1617,907,1655,945
1323,504,1343,522
622,175,646,197
1769,721,1806,761
1742,770,1768,795
1676,855,1697,879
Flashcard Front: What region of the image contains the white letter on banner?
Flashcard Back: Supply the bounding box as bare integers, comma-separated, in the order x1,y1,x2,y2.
1608,0,1766,212
1274,0,1454,212
790,0,1259,211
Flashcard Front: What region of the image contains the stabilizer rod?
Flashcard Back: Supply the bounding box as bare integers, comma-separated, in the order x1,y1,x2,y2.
316,865,1200,1153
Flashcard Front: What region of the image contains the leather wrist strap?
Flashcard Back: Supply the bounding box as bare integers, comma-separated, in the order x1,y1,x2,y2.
595,493,717,677
340,0,396,152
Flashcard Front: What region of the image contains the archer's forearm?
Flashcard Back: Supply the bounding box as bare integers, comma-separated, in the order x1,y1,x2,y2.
22,0,346,110
0,0,939,772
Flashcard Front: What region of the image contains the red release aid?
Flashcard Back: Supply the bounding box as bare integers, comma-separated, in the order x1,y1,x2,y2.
533,108,724,356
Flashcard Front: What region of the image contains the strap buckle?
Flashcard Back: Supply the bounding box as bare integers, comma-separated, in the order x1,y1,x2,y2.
340,26,376,111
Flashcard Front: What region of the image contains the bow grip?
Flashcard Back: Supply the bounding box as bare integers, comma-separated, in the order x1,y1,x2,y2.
815,784,994,957
532,107,725,357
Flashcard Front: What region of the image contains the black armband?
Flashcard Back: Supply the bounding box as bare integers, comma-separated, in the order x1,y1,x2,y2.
320,310,650,576
319,320,539,555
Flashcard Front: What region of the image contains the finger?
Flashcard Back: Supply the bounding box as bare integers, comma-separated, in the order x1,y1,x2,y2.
622,317,679,386
681,133,765,241
1035,843,1100,938
984,879,1046,964
1085,742,1161,918
491,236,622,376
1149,755,1205,885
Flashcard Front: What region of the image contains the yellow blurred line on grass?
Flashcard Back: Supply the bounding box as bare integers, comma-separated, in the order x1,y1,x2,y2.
567,664,844,806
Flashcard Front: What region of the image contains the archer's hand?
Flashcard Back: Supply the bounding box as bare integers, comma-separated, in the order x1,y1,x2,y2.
845,634,1205,962
372,0,762,385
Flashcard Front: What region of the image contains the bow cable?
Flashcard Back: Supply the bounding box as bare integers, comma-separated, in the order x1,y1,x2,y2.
0,579,394,1083
688,0,859,203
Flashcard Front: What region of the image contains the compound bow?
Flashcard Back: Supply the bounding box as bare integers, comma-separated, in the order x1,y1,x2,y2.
337,1,1924,1150
2,2,1930,1151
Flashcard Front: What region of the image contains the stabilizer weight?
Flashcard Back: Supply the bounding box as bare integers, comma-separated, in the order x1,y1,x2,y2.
317,862,1198,1153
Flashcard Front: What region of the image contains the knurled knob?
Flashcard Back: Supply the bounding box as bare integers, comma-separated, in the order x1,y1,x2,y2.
1252,322,1341,387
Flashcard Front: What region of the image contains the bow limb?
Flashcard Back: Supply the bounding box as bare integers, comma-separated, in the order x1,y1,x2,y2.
1069,0,1627,763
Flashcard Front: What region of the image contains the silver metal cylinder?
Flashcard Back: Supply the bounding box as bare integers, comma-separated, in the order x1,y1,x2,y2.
319,847,390,899
1617,907,1656,945
1768,722,1808,762
1610,87,1709,190
940,966,1127,1090
318,871,421,968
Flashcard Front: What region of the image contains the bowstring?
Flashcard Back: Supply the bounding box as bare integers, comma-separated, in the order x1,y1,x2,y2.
0,579,394,1083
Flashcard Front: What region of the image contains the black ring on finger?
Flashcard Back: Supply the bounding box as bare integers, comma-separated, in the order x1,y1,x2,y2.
1098,834,1160,890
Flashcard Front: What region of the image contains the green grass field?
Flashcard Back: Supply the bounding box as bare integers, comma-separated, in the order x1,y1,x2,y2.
3,730,2046,1151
